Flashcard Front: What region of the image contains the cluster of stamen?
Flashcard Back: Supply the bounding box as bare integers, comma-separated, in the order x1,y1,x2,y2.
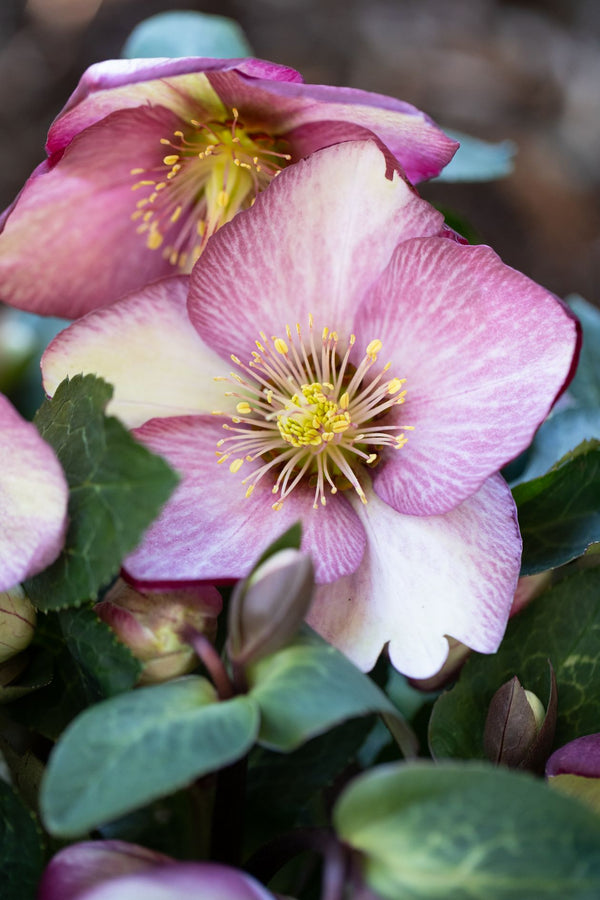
212,318,413,510
130,108,292,269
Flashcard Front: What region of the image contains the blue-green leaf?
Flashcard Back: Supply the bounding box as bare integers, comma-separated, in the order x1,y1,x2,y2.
122,11,253,59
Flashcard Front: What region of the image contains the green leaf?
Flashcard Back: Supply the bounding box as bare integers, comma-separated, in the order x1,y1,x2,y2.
567,295,600,409
25,375,179,610
248,629,416,755
122,11,253,59
429,569,600,760
512,440,600,573
513,408,600,484
334,761,600,900
59,605,142,698
0,780,45,900
434,130,516,182
40,676,259,836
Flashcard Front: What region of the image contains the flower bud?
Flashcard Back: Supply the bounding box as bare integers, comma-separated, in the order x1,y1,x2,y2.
228,548,314,667
483,665,557,773
96,580,221,685
0,586,36,664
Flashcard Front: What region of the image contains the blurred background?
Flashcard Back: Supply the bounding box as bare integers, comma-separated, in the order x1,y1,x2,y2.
1,0,599,303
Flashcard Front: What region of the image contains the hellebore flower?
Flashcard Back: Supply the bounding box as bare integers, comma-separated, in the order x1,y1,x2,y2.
0,56,457,319
0,393,68,591
38,839,276,900
41,140,578,678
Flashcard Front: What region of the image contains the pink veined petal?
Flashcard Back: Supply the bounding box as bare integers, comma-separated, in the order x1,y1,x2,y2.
48,57,303,155
76,863,277,900
0,106,186,318
124,416,366,585
351,236,579,516
307,474,521,679
37,841,172,900
0,395,68,590
188,140,444,363
41,276,228,428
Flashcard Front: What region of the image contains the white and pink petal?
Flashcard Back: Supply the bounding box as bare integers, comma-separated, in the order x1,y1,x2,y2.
352,237,579,516
307,475,521,679
124,416,366,585
42,277,227,428
188,140,444,363
0,395,68,590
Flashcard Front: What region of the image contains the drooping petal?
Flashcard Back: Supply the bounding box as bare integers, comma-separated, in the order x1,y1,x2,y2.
307,475,521,678
47,57,303,155
42,276,228,428
0,106,185,318
189,140,444,363
0,394,68,590
352,237,579,516
37,840,172,900
125,416,366,585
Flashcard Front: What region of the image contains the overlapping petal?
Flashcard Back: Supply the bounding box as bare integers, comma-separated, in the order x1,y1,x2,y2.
0,394,68,590
351,237,580,515
189,140,444,362
0,57,455,317
125,415,366,584
42,276,227,428
308,475,521,678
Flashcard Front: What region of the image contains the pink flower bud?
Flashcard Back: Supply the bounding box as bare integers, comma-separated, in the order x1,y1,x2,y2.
0,586,36,664
96,579,221,684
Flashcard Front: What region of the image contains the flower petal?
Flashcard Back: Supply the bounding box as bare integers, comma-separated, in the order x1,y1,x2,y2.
0,394,68,590
125,416,366,584
189,140,444,363
0,106,185,318
78,864,276,900
47,58,303,155
42,276,227,428
307,474,521,678
353,237,579,515
38,840,171,900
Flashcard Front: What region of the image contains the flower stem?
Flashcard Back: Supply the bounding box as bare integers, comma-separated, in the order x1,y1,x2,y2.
183,627,234,700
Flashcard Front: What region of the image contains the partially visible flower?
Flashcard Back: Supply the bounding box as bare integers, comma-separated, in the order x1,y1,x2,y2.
546,733,600,814
0,393,68,591
37,840,276,900
95,578,221,684
0,56,457,319
41,140,579,678
0,585,36,663
483,675,554,772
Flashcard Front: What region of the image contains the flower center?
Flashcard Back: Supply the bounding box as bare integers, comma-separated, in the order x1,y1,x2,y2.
130,108,292,270
212,318,413,510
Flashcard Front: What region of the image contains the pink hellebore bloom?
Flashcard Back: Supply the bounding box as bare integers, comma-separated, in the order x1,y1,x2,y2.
0,56,457,319
41,141,579,678
37,840,276,900
0,393,68,591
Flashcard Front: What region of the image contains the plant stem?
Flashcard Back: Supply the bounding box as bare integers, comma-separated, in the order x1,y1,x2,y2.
183,627,234,700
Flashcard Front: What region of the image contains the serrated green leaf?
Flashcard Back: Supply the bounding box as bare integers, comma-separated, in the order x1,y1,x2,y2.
40,676,259,836
59,605,142,698
122,11,252,59
248,629,416,755
429,569,600,760
513,439,600,573
0,780,45,900
25,375,178,610
334,761,600,900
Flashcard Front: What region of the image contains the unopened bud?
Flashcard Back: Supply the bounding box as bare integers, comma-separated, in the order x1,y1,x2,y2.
484,664,557,772
0,586,36,664
228,548,314,667
96,580,221,685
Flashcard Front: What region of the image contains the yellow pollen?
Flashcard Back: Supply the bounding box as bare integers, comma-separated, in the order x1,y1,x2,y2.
387,378,406,395
366,339,383,360
229,458,244,473
130,167,145,175
170,206,183,224
217,191,229,208
147,231,163,250
162,154,179,165
340,392,350,409
274,338,288,355
236,401,252,414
